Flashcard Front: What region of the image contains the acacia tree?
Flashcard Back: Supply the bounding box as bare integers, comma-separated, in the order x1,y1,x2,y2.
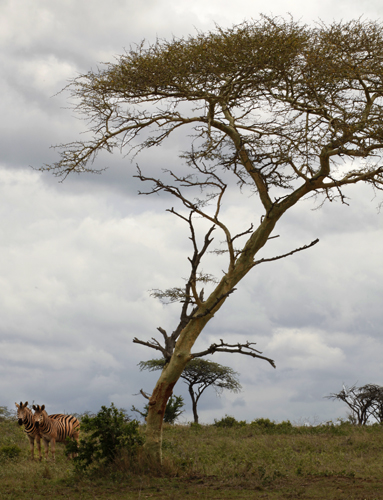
369,387,383,424
327,384,383,425
44,17,383,462
139,358,242,424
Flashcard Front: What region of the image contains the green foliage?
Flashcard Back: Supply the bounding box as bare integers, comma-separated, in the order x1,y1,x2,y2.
66,403,144,473
131,394,185,424
213,415,247,428
139,358,242,395
163,395,185,424
0,444,21,461
251,418,293,433
139,358,241,423
251,417,276,428
190,422,202,430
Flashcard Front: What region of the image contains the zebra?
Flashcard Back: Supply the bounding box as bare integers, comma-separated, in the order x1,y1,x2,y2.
33,404,80,461
15,402,65,460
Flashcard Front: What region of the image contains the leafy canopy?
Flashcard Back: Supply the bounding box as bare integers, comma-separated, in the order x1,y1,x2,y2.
139,358,241,395
47,16,383,210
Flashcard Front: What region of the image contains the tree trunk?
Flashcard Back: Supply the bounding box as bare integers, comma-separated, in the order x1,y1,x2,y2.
144,212,287,463
189,386,199,424
144,314,214,462
144,378,176,463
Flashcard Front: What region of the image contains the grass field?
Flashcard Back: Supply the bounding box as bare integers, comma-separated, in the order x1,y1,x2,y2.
1,414,383,499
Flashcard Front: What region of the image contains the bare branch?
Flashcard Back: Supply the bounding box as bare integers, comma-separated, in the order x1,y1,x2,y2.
132,337,169,358
231,224,254,243
192,339,276,368
140,389,151,400
252,239,319,268
193,288,237,319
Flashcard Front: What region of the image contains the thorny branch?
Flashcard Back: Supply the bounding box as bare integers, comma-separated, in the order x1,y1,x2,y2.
252,238,320,268
192,340,276,368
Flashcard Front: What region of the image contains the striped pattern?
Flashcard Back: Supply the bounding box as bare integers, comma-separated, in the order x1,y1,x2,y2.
15,402,66,461
15,401,41,460
34,404,80,461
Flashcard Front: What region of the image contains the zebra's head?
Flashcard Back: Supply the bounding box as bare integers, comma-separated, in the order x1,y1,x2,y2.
32,404,45,428
15,401,30,426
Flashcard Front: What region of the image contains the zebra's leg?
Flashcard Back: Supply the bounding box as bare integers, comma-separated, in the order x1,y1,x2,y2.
36,435,42,461
27,434,35,460
42,437,50,461
50,438,56,462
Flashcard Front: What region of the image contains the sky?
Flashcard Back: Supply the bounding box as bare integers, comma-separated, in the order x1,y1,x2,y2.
1,0,383,425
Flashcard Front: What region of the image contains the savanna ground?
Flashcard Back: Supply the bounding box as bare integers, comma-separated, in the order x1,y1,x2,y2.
1,414,383,500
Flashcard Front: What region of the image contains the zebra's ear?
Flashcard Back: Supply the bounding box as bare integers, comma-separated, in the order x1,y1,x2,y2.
15,402,19,408
41,405,45,411
25,402,28,407
32,405,37,410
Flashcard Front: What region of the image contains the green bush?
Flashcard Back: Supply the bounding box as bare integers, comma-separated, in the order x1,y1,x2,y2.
190,422,203,430
250,418,293,433
0,444,21,460
251,418,276,429
213,415,247,428
131,394,185,424
66,403,144,473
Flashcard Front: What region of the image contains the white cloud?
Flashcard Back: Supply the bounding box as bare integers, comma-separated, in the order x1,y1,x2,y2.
266,328,345,370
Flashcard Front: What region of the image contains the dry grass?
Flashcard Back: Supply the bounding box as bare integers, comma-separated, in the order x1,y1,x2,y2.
1,417,383,499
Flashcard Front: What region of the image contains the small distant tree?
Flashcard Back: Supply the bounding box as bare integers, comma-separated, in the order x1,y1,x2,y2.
139,358,241,424
327,384,383,425
132,391,185,424
0,406,15,421
369,387,383,424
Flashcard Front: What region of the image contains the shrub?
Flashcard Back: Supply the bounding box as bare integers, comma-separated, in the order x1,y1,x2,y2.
0,444,21,460
251,418,293,433
66,403,144,473
190,422,202,430
131,394,185,424
213,415,246,428
251,418,276,429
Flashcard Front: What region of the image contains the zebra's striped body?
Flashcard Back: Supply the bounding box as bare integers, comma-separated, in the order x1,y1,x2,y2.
15,402,41,460
33,404,80,461
15,402,65,461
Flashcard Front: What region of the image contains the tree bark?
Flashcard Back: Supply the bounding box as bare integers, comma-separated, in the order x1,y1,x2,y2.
144,316,210,461
189,386,199,424
144,212,284,461
144,180,320,462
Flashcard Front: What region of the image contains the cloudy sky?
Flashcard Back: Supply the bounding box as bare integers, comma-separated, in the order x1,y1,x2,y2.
1,0,383,425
